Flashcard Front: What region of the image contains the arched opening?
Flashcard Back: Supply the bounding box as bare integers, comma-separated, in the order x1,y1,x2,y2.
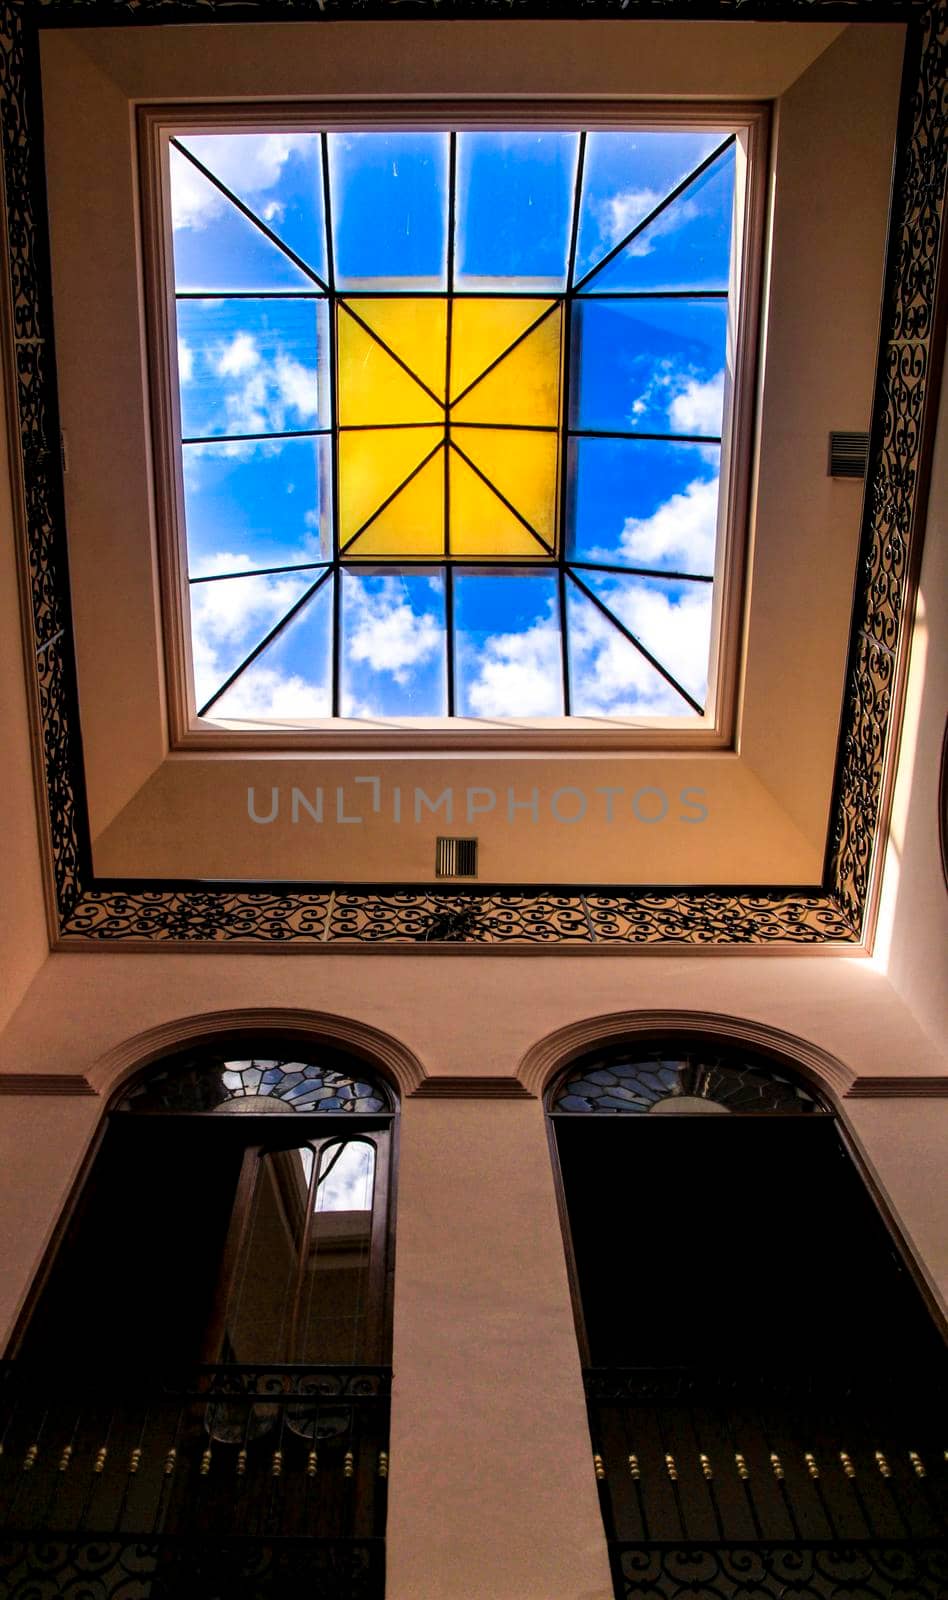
547,1036,948,1599
1,1041,397,1598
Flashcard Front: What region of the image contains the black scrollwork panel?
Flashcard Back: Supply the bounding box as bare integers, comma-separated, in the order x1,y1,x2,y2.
615,1543,948,1599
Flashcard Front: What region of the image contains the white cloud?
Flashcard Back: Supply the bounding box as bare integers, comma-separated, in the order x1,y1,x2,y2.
568,582,709,716
188,333,319,448
345,578,441,687
215,332,260,378
595,188,699,258
620,476,720,573
465,614,563,718
171,135,311,232
668,370,724,436
189,555,309,709
213,663,330,721
177,337,193,384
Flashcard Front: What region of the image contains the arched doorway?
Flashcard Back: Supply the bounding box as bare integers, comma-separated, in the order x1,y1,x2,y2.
1,1042,397,1598
547,1037,947,1599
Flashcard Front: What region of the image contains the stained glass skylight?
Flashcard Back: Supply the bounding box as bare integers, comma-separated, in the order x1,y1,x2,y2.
167,126,742,724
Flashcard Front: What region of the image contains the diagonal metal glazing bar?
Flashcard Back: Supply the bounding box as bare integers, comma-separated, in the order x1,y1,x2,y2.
572,134,736,295
569,560,713,583
169,139,331,294
448,438,554,555
197,567,334,717
183,428,328,445
339,439,445,554
190,560,331,585
337,300,446,411
448,299,561,409
566,568,704,714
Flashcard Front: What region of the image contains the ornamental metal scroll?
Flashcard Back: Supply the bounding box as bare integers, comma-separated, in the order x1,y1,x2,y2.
1,0,945,947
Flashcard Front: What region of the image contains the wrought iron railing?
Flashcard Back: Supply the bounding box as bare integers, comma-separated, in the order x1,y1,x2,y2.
0,1362,390,1598
585,1367,948,1599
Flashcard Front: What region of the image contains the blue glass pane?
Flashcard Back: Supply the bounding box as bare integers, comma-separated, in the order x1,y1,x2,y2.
566,578,694,718
586,144,736,293
329,133,449,289
210,575,333,722
171,149,314,295
574,569,712,708
575,131,725,286
568,437,721,573
455,133,579,291
176,299,329,439
453,570,562,718
189,569,317,713
341,568,447,718
183,436,331,577
177,132,328,284
571,299,727,435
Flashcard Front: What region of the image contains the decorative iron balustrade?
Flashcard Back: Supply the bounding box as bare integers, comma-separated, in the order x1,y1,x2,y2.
585,1367,948,1600
0,1362,390,1599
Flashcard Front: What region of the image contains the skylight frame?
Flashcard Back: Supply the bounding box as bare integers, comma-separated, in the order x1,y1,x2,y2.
140,99,768,750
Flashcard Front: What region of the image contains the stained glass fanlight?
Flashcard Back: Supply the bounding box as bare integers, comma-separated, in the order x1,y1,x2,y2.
169,126,740,722
550,1048,826,1115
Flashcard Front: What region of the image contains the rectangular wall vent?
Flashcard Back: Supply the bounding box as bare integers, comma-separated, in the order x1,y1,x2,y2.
828,431,870,479
435,837,478,878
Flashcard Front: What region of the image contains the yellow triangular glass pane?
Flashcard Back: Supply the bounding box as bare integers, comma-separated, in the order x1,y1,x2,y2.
450,299,556,402
449,450,548,558
337,308,443,425
451,308,562,427
339,426,443,544
346,298,447,401
346,450,445,558
452,427,558,546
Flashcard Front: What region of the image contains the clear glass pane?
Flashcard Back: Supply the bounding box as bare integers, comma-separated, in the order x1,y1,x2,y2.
176,299,330,439
189,569,317,713
586,143,736,294
570,298,727,436
573,569,712,708
183,436,331,577
329,132,450,289
574,130,726,285
341,567,447,717
176,132,328,284
209,574,333,722
567,437,721,573
298,1140,376,1363
566,576,696,718
170,147,316,294
222,1149,306,1364
453,569,563,718
455,132,579,291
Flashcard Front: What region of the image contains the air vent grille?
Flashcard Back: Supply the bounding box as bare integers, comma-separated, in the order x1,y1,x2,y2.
828,431,870,479
435,837,478,878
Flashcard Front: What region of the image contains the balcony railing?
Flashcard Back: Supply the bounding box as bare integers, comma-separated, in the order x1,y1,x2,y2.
585,1367,948,1599
0,1362,390,1598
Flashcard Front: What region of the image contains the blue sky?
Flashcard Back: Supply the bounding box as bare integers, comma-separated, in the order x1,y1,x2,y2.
170,127,734,723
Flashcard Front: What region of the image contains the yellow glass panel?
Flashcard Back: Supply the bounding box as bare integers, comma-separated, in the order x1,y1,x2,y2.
449,449,549,558
450,308,562,427
346,298,448,400
346,450,445,558
451,427,558,546
337,307,443,425
450,299,556,402
339,427,443,544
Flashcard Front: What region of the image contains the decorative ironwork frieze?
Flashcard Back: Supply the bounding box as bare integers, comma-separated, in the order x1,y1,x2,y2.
1,0,945,947
612,1543,948,1599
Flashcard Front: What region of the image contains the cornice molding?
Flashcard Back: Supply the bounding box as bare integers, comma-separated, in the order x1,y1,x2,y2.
0,1074,97,1096
85,1007,427,1101
410,1076,534,1099
518,1009,856,1101
845,1076,948,1098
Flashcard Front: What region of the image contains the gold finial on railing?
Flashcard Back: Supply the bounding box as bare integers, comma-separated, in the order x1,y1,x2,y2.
664,1452,678,1482
804,1452,820,1480
628,1453,641,1480
593,1453,606,1481
344,1450,355,1480
699,1453,713,1480
735,1452,749,1480
128,1447,142,1475
93,1445,108,1474
163,1447,177,1477
271,1449,283,1478
58,1444,73,1473
306,1449,318,1478
874,1450,892,1479
236,1447,248,1478
909,1451,926,1478
769,1451,784,1481
839,1450,856,1479
23,1443,38,1472
378,1451,389,1479
199,1447,212,1477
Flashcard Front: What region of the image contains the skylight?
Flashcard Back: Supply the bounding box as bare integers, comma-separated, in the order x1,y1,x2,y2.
166,125,743,726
